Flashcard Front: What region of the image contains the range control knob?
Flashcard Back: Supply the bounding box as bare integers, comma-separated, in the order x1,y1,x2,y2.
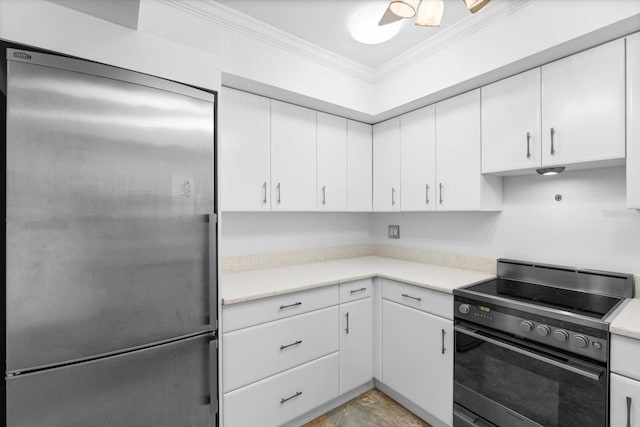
553,329,569,342
593,341,603,350
572,335,589,348
458,304,470,314
519,320,534,333
535,325,551,337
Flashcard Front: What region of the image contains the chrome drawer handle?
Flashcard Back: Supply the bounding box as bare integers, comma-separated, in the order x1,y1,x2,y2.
262,181,267,204
322,185,326,205
280,340,302,350
550,127,556,155
350,287,367,294
441,329,446,354
402,293,422,302
627,396,632,427
439,183,443,204
279,302,302,310
281,391,302,404
345,312,350,334
526,132,531,159
277,182,281,204
426,184,430,204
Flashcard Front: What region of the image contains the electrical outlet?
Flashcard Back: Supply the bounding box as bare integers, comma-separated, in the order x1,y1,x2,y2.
388,225,400,239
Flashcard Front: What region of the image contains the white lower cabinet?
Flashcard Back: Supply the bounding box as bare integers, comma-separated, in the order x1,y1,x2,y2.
224,352,340,427
340,297,373,394
611,373,640,427
381,298,453,426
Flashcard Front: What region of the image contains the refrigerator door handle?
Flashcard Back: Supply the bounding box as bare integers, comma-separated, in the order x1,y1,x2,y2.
209,338,219,415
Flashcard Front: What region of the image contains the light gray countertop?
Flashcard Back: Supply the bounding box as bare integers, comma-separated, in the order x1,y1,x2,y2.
221,255,495,305
611,298,640,340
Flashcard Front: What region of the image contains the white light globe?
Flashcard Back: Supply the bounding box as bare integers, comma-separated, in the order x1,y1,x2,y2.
349,4,403,45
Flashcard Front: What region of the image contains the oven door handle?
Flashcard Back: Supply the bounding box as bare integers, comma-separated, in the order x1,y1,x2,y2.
454,325,603,381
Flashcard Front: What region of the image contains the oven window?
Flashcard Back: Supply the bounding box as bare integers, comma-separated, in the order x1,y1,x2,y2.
455,330,607,427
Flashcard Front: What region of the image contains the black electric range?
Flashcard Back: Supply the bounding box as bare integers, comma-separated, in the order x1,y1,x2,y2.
452,259,634,427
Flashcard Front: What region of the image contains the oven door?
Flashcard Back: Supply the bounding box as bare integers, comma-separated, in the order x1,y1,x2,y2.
454,322,607,427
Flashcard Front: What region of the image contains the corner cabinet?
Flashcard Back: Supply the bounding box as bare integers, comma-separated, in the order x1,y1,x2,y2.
373,118,401,211
220,87,271,211
317,112,347,211
435,90,502,211
628,32,640,209
347,120,373,212
270,100,317,211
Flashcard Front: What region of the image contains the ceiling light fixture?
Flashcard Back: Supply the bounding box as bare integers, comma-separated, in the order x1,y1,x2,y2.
380,0,491,27
415,0,444,27
536,167,566,176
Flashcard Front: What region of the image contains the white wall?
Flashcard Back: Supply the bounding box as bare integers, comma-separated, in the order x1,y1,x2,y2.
373,167,640,273
0,0,219,90
374,0,640,120
220,213,373,257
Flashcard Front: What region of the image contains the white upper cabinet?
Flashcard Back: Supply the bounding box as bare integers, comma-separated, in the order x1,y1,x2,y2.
541,39,626,167
317,112,347,211
400,106,436,211
436,90,502,211
220,87,271,211
373,118,401,212
270,100,317,211
347,120,373,212
481,68,542,174
628,32,640,209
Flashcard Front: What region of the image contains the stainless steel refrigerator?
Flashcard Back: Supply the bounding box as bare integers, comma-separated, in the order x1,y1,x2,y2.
2,46,218,426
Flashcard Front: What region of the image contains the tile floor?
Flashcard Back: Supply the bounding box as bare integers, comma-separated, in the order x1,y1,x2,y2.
303,389,432,427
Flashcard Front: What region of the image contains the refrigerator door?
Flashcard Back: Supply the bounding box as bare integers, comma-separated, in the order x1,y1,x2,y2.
5,50,216,373
6,334,216,427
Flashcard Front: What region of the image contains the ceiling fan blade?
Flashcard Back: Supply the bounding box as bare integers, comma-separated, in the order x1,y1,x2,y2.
378,5,404,26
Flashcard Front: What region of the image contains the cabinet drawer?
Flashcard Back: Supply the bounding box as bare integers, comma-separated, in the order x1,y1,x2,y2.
339,278,373,303
611,334,640,381
224,352,340,427
223,285,338,333
223,306,339,392
610,373,640,427
381,279,453,320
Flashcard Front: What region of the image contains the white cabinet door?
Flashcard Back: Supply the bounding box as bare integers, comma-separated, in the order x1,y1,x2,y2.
381,300,453,425
347,120,372,212
541,39,626,167
481,68,542,174
400,105,436,211
271,100,317,211
611,373,640,427
340,298,373,394
317,112,347,211
220,87,271,211
628,32,640,209
436,89,501,211
373,118,401,212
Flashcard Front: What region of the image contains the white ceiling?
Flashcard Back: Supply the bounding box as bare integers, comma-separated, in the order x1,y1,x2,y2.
214,0,478,69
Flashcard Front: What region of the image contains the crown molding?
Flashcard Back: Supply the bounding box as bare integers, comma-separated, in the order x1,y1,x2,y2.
155,0,376,83
374,0,534,81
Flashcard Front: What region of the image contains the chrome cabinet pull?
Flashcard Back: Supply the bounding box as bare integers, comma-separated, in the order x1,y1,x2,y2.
391,187,396,206
262,181,267,204
279,301,302,310
322,185,326,205
276,182,281,204
350,287,367,294
550,127,556,155
526,132,531,159
627,396,632,427
345,312,350,334
441,329,446,354
281,391,302,404
425,184,430,204
439,183,443,204
402,293,422,302
280,340,302,350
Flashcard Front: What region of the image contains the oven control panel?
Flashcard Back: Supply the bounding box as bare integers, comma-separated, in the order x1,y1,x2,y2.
454,299,608,363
